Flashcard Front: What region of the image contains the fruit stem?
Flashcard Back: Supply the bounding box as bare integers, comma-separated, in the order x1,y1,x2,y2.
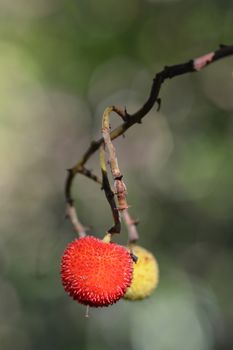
100,146,121,235
85,305,90,318
122,209,139,243
102,107,129,213
66,203,86,238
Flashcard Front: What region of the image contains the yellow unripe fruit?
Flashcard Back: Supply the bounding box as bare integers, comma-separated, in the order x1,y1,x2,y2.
124,245,159,300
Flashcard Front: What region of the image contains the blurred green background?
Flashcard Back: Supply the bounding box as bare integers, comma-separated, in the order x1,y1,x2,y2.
1,0,233,349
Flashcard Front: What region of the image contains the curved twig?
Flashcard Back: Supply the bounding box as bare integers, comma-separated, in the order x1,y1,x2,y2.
65,44,233,205
64,45,233,239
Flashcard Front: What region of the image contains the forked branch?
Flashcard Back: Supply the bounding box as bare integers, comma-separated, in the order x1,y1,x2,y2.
64,44,233,238
65,44,233,204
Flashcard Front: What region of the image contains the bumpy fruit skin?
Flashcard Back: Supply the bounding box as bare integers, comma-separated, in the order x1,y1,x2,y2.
61,236,133,307
124,245,159,301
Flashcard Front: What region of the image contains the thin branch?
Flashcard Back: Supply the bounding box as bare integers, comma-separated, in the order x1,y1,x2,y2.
64,44,233,238
102,107,129,212
81,167,102,184
122,209,139,243
65,203,86,238
65,166,101,204
65,44,233,203
99,145,121,234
